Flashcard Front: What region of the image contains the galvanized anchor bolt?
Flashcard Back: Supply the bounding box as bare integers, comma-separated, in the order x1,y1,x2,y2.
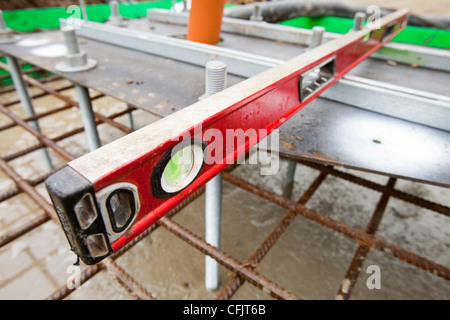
109,1,126,27
204,60,227,291
353,12,366,31
250,4,264,22
205,60,227,98
55,26,97,72
309,26,325,49
182,0,190,12
0,10,19,44
199,60,227,100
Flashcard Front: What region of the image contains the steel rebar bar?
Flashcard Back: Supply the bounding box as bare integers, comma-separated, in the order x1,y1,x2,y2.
223,172,450,281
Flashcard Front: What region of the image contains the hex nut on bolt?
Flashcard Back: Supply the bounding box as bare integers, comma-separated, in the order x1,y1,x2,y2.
55,53,97,73
55,26,97,73
109,16,127,27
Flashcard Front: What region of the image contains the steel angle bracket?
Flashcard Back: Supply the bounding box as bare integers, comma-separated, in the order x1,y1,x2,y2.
46,9,409,265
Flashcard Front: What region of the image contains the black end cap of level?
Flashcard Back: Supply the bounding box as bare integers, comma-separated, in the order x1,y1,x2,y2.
45,166,112,265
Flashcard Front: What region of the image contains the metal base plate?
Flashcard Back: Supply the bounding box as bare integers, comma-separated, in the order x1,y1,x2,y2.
55,58,98,73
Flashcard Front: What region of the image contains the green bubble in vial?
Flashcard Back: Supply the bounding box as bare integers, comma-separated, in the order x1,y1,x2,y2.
163,147,195,188
362,29,371,42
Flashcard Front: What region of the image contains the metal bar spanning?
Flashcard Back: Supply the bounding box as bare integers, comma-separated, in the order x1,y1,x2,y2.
321,75,450,131
64,14,450,131
147,9,450,72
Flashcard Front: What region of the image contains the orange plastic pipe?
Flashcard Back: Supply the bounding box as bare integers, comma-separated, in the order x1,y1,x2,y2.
186,0,227,45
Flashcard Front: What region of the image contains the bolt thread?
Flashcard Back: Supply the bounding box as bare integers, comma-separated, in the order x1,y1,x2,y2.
61,26,80,54
353,12,366,31
250,5,263,20
0,11,7,30
309,26,325,49
205,61,227,97
110,1,120,17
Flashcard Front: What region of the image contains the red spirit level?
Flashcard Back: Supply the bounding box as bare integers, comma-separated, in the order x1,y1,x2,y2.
45,9,409,265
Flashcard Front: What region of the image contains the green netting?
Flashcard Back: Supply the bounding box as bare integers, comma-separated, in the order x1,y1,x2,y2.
279,16,450,49
0,1,180,87
2,1,179,32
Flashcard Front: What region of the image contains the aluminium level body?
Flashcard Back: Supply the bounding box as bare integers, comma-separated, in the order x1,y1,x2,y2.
45,9,409,265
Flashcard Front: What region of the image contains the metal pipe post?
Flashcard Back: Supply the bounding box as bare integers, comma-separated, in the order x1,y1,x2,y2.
282,160,297,199
5,56,54,170
126,104,135,130
309,26,325,49
79,0,89,21
250,4,263,22
74,84,101,151
204,60,227,291
60,27,100,150
109,1,125,27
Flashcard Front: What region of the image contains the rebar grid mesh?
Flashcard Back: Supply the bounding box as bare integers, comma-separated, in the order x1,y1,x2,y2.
0,61,449,300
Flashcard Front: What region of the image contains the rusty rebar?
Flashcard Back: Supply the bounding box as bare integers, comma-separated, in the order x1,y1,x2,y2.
0,103,75,161
336,178,396,300
0,92,105,132
0,213,50,248
0,158,57,218
158,216,300,300
0,158,58,248
1,83,74,109
0,166,64,246
0,66,50,82
2,106,135,163
223,172,450,281
103,259,156,300
296,160,450,217
45,263,103,300
216,171,328,300
0,75,62,95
